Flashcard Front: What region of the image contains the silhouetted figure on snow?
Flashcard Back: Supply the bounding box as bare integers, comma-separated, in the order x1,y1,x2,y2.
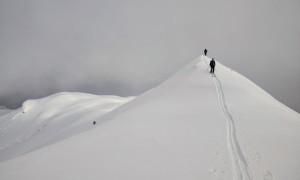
93,121,96,125
210,58,215,74
204,49,207,56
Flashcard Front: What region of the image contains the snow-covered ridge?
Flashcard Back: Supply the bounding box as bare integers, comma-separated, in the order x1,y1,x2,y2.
0,55,299,180
0,92,134,162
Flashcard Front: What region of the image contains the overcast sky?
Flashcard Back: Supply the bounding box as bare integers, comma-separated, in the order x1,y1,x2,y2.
0,0,299,113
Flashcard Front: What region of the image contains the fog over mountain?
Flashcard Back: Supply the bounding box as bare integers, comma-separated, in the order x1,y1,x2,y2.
0,0,299,112
1,55,300,179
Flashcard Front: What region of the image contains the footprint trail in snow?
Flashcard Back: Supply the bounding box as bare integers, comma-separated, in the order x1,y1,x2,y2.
213,75,252,180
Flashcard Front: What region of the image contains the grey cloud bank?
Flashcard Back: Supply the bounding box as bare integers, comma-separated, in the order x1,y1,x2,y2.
0,0,299,113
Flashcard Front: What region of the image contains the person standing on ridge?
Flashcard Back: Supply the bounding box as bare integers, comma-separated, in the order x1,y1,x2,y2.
210,58,215,74
204,49,207,56
93,121,96,125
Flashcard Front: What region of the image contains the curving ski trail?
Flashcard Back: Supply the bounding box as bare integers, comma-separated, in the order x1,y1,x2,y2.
213,76,252,180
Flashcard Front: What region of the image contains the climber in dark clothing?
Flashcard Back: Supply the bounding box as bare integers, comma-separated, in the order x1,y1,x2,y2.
93,121,96,125
204,49,207,56
210,58,215,74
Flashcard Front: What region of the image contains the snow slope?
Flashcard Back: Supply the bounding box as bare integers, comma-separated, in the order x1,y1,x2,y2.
0,55,299,180
0,92,134,162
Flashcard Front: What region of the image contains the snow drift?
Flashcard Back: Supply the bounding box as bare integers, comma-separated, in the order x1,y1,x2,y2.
0,55,299,180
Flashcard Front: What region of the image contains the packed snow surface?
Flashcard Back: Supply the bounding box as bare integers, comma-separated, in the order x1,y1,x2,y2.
0,55,299,180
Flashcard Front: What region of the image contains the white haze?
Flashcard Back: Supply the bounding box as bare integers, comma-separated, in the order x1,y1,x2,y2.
0,0,299,112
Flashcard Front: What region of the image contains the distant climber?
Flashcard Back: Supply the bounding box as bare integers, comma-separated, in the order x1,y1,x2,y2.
93,121,96,125
204,49,207,56
210,58,215,74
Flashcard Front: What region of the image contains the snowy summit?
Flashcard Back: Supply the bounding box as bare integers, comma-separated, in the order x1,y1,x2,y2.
0,55,299,180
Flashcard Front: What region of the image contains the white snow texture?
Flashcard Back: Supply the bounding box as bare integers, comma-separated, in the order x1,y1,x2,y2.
0,55,299,180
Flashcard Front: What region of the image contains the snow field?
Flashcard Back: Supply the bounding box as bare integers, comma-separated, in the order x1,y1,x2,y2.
0,55,299,180
0,92,134,162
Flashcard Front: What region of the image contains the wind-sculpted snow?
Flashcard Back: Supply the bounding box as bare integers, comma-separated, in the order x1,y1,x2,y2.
0,56,299,180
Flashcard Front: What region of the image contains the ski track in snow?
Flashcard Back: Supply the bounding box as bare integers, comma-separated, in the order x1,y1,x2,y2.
212,75,252,180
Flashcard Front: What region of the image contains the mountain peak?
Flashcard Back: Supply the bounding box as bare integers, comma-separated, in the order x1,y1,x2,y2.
0,55,299,180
